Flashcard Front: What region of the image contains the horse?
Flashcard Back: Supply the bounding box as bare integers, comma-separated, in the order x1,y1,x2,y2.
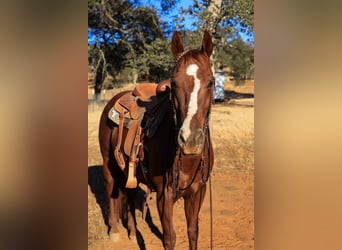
98,30,214,250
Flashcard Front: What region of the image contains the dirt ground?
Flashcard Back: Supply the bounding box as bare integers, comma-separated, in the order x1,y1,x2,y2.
88,82,254,249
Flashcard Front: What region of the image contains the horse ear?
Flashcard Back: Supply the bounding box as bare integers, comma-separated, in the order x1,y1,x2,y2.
171,31,184,59
201,30,213,57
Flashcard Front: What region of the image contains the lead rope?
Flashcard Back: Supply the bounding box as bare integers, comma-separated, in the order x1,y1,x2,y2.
209,174,213,250
205,124,213,250
167,173,174,250
169,84,177,250
201,126,213,250
208,93,213,250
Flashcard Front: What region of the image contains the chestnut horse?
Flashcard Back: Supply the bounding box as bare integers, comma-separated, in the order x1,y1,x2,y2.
98,30,214,249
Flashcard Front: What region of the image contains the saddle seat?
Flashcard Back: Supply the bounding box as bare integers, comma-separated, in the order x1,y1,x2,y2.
108,80,171,188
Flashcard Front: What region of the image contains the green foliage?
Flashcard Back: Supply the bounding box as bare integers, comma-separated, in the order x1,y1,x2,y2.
216,37,254,80
175,0,254,79
88,0,166,85
136,38,174,82
232,0,254,33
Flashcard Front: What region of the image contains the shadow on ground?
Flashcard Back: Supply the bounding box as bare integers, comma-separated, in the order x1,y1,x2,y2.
88,165,163,249
224,90,254,99
214,90,254,107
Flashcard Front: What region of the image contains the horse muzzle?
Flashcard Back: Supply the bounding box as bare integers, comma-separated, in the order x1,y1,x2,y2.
178,128,205,155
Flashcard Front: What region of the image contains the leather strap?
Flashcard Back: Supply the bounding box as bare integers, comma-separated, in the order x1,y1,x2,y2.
125,126,141,188
114,108,125,171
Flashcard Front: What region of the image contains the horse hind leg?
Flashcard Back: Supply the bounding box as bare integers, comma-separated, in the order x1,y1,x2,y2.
126,188,138,243
184,185,207,250
103,157,121,242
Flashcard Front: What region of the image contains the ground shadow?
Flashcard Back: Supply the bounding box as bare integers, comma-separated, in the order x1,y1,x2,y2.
135,188,163,241
88,165,163,249
88,165,108,225
214,90,254,107
224,90,254,100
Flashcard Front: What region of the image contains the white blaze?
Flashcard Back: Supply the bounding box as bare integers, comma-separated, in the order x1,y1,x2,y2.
181,64,200,141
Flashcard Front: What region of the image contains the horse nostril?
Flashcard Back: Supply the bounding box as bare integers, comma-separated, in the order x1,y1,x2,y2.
195,129,204,140
195,133,202,141
179,129,186,142
178,129,186,146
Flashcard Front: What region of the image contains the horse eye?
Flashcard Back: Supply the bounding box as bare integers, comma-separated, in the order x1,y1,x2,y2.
207,80,215,88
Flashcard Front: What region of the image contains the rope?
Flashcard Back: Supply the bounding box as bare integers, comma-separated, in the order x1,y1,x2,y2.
167,174,174,250
209,175,213,250
205,118,213,250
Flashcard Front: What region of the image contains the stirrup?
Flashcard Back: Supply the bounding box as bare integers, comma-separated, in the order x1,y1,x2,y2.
125,160,137,188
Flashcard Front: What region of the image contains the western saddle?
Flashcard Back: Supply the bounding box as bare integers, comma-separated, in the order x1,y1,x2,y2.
108,80,171,188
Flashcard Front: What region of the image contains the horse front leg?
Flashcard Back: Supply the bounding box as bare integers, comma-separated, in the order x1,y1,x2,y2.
184,185,206,250
155,178,176,250
103,158,121,242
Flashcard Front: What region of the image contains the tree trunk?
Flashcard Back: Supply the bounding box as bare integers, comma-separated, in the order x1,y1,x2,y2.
204,0,223,72
132,69,138,85
94,48,106,101
94,61,104,101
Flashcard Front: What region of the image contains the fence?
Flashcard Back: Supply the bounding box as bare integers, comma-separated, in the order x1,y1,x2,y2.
88,88,115,112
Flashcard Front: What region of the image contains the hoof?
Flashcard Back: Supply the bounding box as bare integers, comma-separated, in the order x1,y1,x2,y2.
109,232,121,242
125,177,137,188
129,235,137,243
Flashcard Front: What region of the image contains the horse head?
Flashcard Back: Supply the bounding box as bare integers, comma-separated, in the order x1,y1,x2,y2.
170,30,214,155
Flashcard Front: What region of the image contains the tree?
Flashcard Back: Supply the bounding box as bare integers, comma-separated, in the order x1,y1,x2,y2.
137,38,174,82
88,0,166,88
88,0,254,86
175,0,254,76
220,37,254,80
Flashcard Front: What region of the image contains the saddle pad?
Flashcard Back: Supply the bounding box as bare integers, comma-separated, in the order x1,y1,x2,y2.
108,107,132,128
108,106,143,156
143,95,169,138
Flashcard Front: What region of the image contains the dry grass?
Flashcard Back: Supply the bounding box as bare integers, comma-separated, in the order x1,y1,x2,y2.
225,80,254,94
211,104,254,173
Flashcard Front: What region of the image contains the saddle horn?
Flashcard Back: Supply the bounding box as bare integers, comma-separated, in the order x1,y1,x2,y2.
156,79,171,95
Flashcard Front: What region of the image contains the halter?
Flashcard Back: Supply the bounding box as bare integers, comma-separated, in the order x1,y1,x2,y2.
174,49,191,64
171,100,212,199
171,49,213,132
169,49,214,198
